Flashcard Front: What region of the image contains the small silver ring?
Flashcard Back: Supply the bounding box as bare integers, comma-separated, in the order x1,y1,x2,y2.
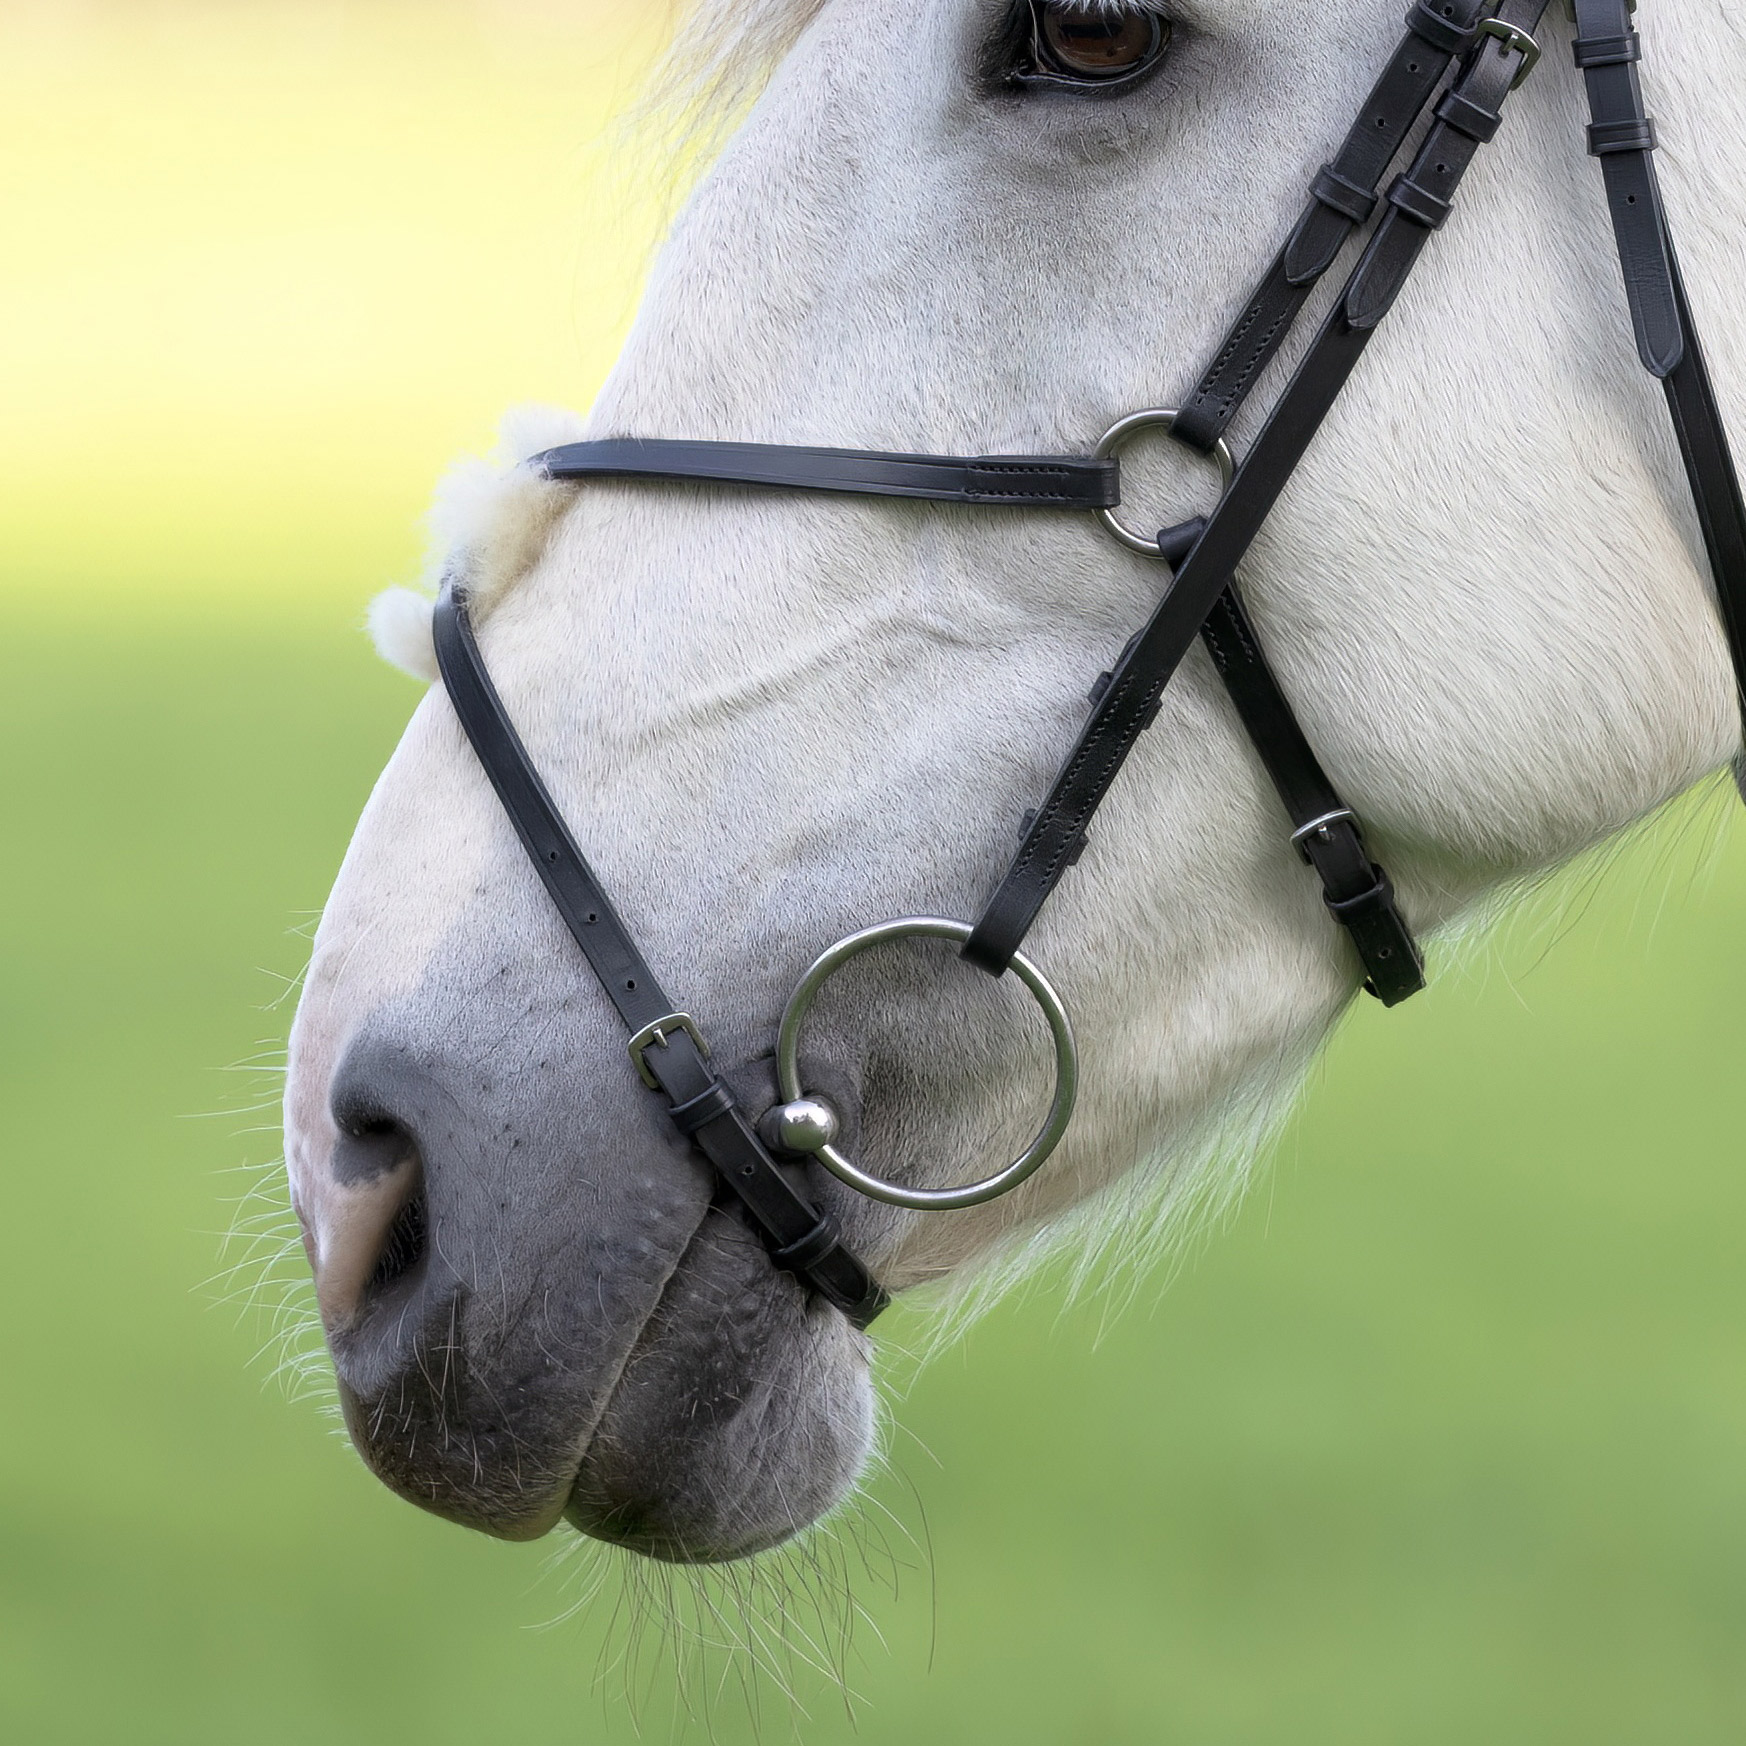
775,917,1079,1212
1094,408,1236,558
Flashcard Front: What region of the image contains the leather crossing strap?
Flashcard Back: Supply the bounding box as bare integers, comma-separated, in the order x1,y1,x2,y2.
408,0,1746,1327
529,435,1424,1001
1571,0,1746,719
534,437,1119,509
431,587,889,1329
1084,520,1424,1004
1198,583,1425,1004
964,0,1549,977
1173,0,1490,453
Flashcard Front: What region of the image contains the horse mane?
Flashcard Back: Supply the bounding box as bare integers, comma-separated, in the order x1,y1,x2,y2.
646,0,829,140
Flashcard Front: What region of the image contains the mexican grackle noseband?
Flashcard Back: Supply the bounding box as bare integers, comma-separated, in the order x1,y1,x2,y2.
430,0,1746,1330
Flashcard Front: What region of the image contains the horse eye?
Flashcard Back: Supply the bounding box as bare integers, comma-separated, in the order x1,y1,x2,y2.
1029,3,1171,84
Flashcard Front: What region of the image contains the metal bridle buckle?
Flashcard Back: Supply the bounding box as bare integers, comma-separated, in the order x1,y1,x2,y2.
772,917,1080,1212
1476,16,1542,88
1094,409,1236,558
628,1011,710,1089
1291,807,1360,864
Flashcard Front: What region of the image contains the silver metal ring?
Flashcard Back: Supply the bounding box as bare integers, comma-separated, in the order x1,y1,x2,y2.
774,917,1079,1212
1093,408,1236,558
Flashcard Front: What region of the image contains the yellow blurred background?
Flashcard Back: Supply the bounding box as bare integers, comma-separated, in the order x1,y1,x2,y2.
1,0,661,608
6,5,1746,1743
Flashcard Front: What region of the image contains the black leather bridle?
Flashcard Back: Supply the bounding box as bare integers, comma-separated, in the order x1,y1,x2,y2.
430,0,1746,1330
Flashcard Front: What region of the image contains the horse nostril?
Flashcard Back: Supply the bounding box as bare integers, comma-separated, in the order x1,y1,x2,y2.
310,1107,427,1330
367,1177,429,1298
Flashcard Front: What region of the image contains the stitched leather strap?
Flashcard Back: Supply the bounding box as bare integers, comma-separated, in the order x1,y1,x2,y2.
1198,585,1425,1004
1571,0,1680,376
964,1,1547,976
1573,0,1746,724
533,437,1119,508
1077,523,1424,1003
431,588,889,1328
1172,0,1488,453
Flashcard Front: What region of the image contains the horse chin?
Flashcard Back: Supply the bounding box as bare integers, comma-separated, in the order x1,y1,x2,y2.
562,1207,877,1565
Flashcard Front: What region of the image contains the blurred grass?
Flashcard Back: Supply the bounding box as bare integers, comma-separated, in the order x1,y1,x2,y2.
4,4,1746,1743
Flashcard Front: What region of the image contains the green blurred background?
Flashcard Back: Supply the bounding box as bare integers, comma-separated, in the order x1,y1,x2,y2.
4,4,1745,1741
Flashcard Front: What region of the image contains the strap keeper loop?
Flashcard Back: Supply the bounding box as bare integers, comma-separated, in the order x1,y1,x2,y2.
1404,0,1476,55
769,1213,844,1276
1588,116,1658,156
1385,172,1454,230
1326,873,1395,922
1573,30,1640,67
666,1081,738,1136
1435,87,1504,142
1310,164,1378,225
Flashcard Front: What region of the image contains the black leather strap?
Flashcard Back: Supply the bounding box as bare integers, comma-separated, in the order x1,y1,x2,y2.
532,438,1119,509
1172,0,1488,453
1662,248,1746,720
1077,523,1424,1003
431,588,889,1328
1198,585,1425,1004
1573,0,1746,723
964,1,1547,976
1346,0,1546,329
1571,0,1680,377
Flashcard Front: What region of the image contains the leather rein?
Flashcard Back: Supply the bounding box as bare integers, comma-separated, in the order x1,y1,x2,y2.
430,0,1746,1329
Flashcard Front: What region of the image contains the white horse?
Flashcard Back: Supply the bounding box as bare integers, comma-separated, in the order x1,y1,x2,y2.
284,0,1745,1561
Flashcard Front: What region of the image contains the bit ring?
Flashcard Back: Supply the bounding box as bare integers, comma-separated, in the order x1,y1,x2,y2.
773,917,1079,1212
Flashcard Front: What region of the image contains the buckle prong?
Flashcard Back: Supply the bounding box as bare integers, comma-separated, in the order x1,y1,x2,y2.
1476,16,1542,87
628,1012,710,1089
1291,807,1361,863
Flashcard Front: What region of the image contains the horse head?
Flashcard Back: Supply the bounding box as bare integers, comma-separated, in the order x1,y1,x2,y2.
283,0,1743,1561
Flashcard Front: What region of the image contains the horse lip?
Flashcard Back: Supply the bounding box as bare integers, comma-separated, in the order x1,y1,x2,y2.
552,1210,719,1498
331,1191,713,1543
334,1373,570,1543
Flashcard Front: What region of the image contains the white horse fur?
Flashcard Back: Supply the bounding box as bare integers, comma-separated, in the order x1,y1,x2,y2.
287,0,1744,1558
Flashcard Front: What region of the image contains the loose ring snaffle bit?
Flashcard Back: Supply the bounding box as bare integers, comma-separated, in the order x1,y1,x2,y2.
769,917,1080,1211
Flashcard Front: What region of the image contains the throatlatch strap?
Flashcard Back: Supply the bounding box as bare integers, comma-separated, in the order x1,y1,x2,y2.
964,0,1549,976
1571,0,1746,722
431,589,889,1329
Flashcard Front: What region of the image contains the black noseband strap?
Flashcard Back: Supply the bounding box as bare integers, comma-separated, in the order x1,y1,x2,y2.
431,590,890,1329
534,438,1120,508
